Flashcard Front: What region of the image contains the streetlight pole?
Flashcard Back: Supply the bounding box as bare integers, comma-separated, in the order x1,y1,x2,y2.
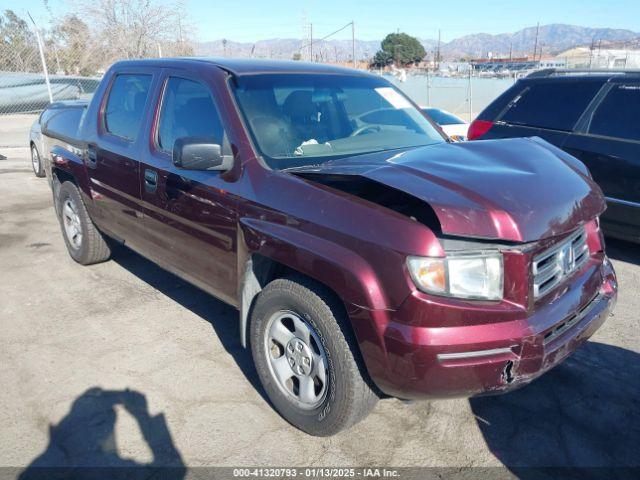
28,12,52,104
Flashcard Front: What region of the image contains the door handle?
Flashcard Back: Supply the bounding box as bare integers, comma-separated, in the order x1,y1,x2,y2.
86,145,97,168
144,169,158,193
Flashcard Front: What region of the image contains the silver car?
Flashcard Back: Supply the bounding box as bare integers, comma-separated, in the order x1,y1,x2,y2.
29,100,89,178
29,113,46,177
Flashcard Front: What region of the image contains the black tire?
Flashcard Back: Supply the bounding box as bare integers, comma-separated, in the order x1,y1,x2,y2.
57,181,111,265
250,276,378,436
31,144,45,178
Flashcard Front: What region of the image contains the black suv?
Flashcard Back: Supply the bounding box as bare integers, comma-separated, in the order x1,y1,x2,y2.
469,69,639,243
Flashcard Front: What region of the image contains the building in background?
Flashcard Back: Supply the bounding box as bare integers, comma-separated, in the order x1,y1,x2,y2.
557,47,640,69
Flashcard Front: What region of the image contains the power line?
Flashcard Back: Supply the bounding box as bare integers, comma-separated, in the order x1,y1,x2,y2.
297,21,354,54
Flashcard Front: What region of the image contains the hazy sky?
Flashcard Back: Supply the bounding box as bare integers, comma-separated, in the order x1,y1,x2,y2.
6,0,640,42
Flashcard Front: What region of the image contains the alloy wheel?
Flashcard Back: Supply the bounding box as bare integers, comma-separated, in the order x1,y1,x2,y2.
62,197,82,249
31,146,40,173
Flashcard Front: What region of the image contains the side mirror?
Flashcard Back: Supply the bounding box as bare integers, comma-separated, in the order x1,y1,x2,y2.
172,136,233,171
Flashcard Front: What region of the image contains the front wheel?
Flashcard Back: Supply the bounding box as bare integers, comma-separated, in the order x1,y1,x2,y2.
250,276,378,436
57,181,111,265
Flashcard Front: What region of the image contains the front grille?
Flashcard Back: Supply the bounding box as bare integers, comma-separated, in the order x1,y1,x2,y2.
532,227,589,299
543,292,601,344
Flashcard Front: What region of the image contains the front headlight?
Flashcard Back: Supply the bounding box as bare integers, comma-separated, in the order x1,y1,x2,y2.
407,252,503,300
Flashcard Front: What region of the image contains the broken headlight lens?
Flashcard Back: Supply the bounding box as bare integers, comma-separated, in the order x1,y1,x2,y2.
407,252,503,300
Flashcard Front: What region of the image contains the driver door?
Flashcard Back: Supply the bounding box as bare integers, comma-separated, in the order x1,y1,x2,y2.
139,71,238,306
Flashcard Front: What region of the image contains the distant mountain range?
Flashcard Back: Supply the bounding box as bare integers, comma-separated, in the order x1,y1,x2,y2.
441,24,640,58
196,23,639,61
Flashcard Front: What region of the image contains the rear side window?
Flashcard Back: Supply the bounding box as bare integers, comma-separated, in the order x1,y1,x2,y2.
588,84,640,141
157,77,225,152
45,108,85,139
500,81,603,131
104,74,152,140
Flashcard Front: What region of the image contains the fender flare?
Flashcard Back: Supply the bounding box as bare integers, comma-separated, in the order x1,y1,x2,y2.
237,217,390,347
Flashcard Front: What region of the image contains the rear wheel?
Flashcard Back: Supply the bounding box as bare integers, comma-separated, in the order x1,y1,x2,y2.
57,181,111,265
250,276,378,436
31,144,45,177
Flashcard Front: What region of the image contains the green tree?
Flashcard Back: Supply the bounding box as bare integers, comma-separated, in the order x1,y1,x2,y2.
373,32,426,67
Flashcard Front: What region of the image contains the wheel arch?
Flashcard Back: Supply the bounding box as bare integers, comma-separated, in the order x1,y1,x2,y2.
237,218,389,349
49,145,92,199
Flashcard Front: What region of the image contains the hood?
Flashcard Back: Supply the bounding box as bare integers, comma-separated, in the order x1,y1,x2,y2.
286,137,606,242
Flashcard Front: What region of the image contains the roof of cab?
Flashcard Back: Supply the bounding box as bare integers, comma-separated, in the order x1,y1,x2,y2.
110,57,373,77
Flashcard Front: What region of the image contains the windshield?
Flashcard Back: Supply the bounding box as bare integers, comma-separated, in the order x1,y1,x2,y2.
423,108,466,126
233,74,445,169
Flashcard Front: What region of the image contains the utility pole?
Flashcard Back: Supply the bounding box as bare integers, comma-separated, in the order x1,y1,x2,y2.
426,68,431,106
532,22,540,61
468,67,473,122
310,23,313,62
352,21,356,69
437,29,441,70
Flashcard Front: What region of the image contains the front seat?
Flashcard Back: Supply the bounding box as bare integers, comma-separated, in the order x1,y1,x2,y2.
282,90,326,143
249,115,298,158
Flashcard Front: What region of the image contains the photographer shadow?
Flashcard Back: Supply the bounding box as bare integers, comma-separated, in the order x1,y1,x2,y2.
19,387,186,480
109,246,269,404
470,341,640,477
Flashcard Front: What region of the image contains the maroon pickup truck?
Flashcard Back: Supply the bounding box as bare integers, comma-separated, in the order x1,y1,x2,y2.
41,58,617,436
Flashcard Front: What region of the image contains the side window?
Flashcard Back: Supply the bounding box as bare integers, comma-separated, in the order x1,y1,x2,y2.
501,81,603,131
157,77,225,152
45,108,85,139
104,74,152,140
588,84,640,142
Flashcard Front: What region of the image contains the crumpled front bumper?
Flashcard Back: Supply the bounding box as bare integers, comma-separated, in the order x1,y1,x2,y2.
368,256,617,400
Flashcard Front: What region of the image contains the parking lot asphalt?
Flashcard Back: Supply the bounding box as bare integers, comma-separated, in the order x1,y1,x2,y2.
1,145,639,476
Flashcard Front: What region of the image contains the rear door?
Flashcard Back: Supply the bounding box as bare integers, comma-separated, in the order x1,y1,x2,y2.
488,79,605,148
87,71,156,250
563,79,640,240
139,69,239,306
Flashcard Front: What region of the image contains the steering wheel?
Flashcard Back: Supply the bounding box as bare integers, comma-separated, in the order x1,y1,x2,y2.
350,124,382,137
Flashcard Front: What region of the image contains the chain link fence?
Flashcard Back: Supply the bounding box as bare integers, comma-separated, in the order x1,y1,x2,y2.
1,4,194,116
378,71,515,121
1,16,102,115
0,66,102,116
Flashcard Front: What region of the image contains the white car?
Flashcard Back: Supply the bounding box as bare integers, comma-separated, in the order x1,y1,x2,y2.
422,107,469,142
29,113,46,177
